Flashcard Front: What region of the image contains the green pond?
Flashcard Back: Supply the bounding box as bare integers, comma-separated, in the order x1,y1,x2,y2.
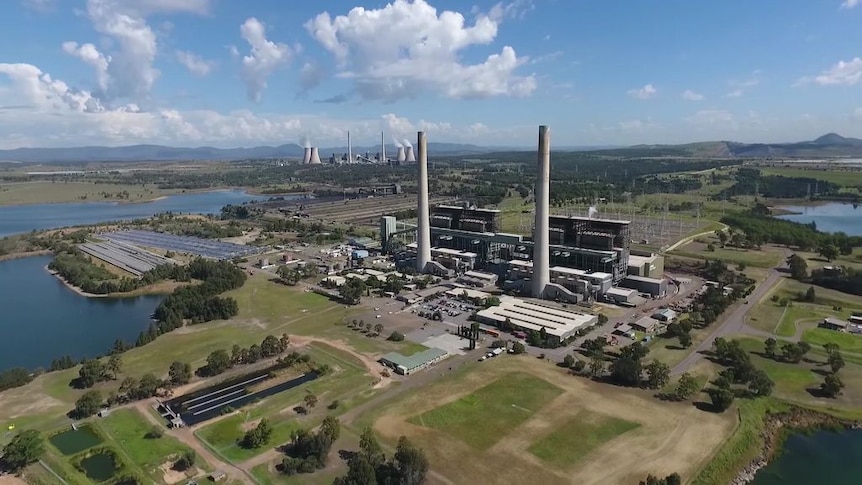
79,452,119,482
49,426,103,455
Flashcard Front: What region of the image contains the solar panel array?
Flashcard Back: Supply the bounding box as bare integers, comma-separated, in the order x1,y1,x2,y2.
102,230,262,260
79,240,173,277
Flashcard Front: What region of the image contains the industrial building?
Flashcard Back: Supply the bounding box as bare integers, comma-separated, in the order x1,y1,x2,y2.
474,296,598,345
379,348,449,375
628,250,665,278
621,275,668,297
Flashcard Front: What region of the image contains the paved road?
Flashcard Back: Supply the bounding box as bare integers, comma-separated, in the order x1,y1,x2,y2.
671,270,784,376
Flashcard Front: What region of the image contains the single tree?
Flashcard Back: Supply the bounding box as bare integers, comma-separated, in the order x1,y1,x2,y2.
512,342,526,354
390,436,429,485
562,354,576,368
588,355,605,378
764,338,777,359
645,361,671,390
787,254,808,280
678,332,692,348
818,243,839,262
748,369,774,397
0,429,44,472
707,387,734,412
74,390,103,418
373,323,384,335
168,361,192,386
387,331,405,342
829,351,845,374
304,393,318,409
610,357,642,386
107,354,122,379
359,427,385,468
674,373,700,400
320,416,341,443
205,349,232,376
821,374,845,398
174,450,196,471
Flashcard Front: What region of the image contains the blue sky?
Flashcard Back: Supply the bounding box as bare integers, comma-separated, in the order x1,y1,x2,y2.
0,0,861,148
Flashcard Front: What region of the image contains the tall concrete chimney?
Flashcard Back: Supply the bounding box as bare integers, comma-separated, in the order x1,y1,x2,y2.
302,147,312,164
381,131,386,164
532,125,551,298
416,131,432,273
309,147,322,165
405,146,416,162
347,131,352,164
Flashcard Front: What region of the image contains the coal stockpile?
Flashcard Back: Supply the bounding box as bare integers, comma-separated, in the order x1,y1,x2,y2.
165,370,319,426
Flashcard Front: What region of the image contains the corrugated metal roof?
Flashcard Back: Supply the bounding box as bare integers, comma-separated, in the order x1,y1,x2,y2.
380,348,448,371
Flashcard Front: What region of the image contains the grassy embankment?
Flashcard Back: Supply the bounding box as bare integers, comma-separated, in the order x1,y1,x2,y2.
0,181,181,205
759,167,862,193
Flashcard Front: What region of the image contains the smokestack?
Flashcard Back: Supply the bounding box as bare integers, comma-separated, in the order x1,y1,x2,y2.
532,125,550,298
416,131,431,273
405,146,416,162
348,131,352,164
397,146,406,163
302,147,312,164
309,147,322,165
381,131,386,163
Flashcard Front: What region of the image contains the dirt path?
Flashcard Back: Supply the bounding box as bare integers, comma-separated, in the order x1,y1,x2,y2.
132,401,255,485
0,475,27,485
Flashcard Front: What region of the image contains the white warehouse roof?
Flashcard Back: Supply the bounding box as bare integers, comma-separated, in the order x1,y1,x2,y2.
476,296,597,339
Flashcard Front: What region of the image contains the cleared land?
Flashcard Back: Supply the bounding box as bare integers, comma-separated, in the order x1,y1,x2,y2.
671,240,785,268
746,279,862,336
409,372,563,450
527,411,640,468
759,167,862,190
364,355,736,485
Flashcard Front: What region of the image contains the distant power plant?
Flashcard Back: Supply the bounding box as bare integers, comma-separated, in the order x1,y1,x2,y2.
299,130,420,166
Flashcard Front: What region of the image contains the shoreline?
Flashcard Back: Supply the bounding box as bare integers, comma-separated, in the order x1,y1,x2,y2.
0,186,243,208
0,249,51,262
44,264,177,299
731,407,862,484
45,265,109,298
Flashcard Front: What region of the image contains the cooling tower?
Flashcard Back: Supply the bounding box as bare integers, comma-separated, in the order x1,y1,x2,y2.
416,131,431,273
532,125,551,298
302,147,312,164
396,146,406,163
309,147,322,165
405,146,416,162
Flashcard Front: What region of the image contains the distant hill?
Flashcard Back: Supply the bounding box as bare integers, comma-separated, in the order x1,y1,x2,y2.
1,133,861,163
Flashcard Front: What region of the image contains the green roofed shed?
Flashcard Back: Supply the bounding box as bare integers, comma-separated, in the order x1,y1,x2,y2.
379,348,449,375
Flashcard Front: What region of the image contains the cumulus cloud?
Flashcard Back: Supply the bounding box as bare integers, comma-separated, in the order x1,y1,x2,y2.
627,84,656,99
798,58,862,86
239,17,294,102
841,0,859,9
62,0,211,102
176,50,214,76
305,0,535,101
682,89,704,101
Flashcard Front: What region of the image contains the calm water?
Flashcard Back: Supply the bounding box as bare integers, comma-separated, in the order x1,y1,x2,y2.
0,189,266,238
753,429,862,485
0,255,161,371
777,202,862,236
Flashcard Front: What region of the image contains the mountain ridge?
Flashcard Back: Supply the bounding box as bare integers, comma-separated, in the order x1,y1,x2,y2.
0,134,860,163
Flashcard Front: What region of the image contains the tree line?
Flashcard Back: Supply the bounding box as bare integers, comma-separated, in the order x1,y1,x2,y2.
721,206,861,252
48,249,190,295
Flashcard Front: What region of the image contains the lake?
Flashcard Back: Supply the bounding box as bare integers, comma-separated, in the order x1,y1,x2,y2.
777,202,862,236
0,189,271,238
0,255,161,371
753,428,862,485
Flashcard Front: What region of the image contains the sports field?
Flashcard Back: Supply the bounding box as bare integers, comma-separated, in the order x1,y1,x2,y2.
365,356,736,485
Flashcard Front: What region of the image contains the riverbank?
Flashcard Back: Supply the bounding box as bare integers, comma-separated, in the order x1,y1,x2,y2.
44,265,182,299
0,249,51,262
731,407,862,484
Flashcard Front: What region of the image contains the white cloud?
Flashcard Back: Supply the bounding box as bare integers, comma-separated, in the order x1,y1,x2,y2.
305,0,535,101
487,0,536,21
62,0,211,102
841,0,859,9
61,41,110,92
726,89,743,98
0,62,523,148
799,58,862,86
176,50,214,76
681,89,704,101
627,84,656,99
298,62,325,93
239,17,294,102
21,0,57,12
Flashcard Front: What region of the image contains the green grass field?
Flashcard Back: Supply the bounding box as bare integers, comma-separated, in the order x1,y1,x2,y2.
527,411,640,468
759,167,862,189
745,278,862,336
99,408,194,476
803,328,862,354
672,242,784,268
196,342,376,462
408,372,563,450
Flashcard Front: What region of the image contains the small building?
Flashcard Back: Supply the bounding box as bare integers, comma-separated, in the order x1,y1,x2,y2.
97,408,111,418
351,249,370,260
379,348,449,375
210,471,227,482
606,287,638,304
613,324,635,338
458,270,498,287
819,317,849,332
631,317,660,334
849,315,862,325
627,251,665,279
652,309,678,322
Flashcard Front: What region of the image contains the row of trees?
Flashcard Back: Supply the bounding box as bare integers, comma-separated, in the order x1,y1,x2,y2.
48,249,194,295
279,416,341,474
202,334,291,377
706,338,776,412
722,207,861,253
